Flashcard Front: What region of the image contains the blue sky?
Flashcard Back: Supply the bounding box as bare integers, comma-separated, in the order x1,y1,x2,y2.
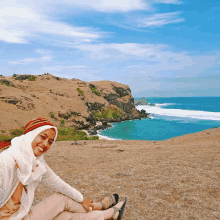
1,0,220,97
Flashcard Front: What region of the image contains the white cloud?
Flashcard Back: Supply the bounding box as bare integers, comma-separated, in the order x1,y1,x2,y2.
8,49,53,65
154,0,182,4
64,42,219,80
34,0,150,12
90,0,149,12
137,12,185,27
0,0,185,44
70,42,189,63
34,0,181,13
0,1,102,44
41,65,91,72
40,64,104,81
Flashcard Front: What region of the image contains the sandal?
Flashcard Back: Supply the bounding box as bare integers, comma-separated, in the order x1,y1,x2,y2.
100,193,119,210
109,197,127,220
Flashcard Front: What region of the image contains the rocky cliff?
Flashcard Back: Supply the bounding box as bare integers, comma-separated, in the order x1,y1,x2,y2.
0,73,149,135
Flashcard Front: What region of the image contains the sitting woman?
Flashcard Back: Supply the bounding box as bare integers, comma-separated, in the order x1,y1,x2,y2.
0,117,127,220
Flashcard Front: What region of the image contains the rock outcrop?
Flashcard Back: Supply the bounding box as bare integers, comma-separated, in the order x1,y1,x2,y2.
134,97,149,106
0,74,149,135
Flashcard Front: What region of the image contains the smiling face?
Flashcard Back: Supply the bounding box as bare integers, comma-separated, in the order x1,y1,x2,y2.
31,128,56,157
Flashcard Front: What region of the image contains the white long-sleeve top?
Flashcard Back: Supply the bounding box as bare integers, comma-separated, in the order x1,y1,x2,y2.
0,151,83,215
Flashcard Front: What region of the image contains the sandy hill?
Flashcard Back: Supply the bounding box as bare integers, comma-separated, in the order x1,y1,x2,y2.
0,73,145,134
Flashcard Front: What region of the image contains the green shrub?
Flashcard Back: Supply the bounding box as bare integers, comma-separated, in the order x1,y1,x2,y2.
89,85,101,96
50,112,55,118
0,135,11,142
1,80,11,87
92,107,122,120
15,75,32,81
29,76,36,81
77,88,83,96
0,126,99,143
112,108,122,119
59,128,69,136
92,111,100,120
57,127,90,141
5,99,19,105
50,89,52,93
54,76,61,81
9,128,24,136
61,119,65,125
89,136,99,140
0,127,25,143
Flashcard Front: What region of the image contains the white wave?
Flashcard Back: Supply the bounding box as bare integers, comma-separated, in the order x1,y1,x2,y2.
97,131,121,140
136,105,220,121
155,103,173,107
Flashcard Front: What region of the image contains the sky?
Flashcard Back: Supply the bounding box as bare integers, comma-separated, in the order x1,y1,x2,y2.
0,0,220,97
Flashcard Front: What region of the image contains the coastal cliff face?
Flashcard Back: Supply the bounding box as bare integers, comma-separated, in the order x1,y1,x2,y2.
0,73,148,134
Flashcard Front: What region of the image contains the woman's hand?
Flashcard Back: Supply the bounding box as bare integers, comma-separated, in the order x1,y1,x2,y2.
81,199,95,212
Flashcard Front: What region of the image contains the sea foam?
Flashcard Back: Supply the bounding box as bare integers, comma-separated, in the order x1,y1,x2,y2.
137,105,220,121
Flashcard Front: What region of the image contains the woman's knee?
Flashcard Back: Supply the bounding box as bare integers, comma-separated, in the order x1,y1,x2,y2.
53,211,73,220
53,192,66,200
47,192,67,207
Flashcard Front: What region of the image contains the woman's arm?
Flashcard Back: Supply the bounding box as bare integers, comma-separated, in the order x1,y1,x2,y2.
40,162,83,203
0,162,6,208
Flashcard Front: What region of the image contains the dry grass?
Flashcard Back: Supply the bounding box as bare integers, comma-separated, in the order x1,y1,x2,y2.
32,128,220,219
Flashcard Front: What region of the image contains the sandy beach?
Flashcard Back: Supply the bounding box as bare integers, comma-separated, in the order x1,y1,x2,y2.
30,127,220,219
82,129,117,140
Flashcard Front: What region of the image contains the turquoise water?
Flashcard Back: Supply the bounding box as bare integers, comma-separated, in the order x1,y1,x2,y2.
99,97,220,141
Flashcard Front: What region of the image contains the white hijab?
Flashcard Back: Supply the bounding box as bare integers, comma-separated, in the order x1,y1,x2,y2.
7,125,58,220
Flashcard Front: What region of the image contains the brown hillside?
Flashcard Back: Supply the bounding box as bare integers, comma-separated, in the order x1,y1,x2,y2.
0,73,141,134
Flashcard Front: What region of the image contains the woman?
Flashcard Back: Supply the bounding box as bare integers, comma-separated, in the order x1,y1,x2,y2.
0,118,127,220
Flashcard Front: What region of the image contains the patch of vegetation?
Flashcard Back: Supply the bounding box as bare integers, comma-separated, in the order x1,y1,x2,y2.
0,127,25,142
53,76,61,80
10,127,24,136
57,127,99,141
92,107,122,120
0,80,14,87
15,75,32,81
50,89,52,93
89,136,99,140
5,99,20,105
14,74,36,81
50,112,55,118
0,126,99,143
61,119,65,125
59,112,70,120
77,88,84,96
0,135,11,142
29,76,36,81
89,84,100,96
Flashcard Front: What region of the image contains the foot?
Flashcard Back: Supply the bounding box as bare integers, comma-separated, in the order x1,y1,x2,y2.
104,198,126,220
93,194,119,210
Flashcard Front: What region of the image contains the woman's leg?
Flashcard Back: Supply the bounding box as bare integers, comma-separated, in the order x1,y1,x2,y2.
23,192,104,220
53,198,126,220
53,210,104,220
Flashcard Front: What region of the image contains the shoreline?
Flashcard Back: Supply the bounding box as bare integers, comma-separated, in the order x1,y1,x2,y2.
82,129,118,140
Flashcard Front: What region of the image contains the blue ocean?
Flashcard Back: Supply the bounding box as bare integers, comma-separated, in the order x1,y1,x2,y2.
99,97,220,141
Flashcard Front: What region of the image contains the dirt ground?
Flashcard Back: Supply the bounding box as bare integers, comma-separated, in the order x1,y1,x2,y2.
32,128,220,219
